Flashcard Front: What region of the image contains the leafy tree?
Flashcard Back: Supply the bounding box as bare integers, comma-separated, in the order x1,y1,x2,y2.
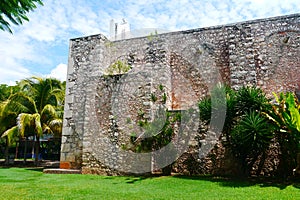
1,77,64,164
0,0,43,33
0,84,19,102
0,84,11,101
0,84,20,163
0,101,19,164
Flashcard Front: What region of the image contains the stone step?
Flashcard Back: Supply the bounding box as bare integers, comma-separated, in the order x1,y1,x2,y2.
43,168,81,174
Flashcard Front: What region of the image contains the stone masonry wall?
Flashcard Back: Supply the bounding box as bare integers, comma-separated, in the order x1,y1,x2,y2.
60,14,300,175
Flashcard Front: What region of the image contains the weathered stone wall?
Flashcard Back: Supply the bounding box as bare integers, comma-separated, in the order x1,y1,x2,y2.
60,14,300,175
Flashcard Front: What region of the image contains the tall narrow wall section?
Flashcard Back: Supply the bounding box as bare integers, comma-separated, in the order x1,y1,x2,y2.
60,14,300,173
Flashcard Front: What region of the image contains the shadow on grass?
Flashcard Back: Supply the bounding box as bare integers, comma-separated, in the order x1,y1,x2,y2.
104,174,155,184
103,175,150,184
0,160,36,168
124,177,148,184
26,167,44,172
100,172,300,188
172,174,300,190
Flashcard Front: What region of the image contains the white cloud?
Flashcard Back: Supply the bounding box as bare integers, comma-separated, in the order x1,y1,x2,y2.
0,58,30,85
47,63,68,82
1,0,300,85
0,0,105,85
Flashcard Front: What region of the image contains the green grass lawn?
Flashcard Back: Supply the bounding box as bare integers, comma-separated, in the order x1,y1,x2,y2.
0,168,299,200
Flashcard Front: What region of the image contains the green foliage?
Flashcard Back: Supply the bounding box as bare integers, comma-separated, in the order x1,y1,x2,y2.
0,0,43,33
0,100,18,134
158,84,164,91
147,30,158,42
19,76,64,112
162,93,167,104
105,60,131,75
266,92,300,134
137,119,147,127
198,84,235,136
235,86,270,115
137,109,145,118
198,97,212,123
0,84,19,102
150,93,157,102
5,92,38,114
198,85,273,176
104,41,114,48
0,76,65,164
1,126,18,145
199,85,270,137
0,84,10,101
231,111,273,175
130,110,180,153
264,92,300,177
126,117,131,124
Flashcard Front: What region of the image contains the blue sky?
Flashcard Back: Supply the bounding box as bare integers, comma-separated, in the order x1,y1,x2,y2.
0,0,299,85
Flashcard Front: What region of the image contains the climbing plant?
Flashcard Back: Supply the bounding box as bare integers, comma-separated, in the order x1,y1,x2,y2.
105,60,131,75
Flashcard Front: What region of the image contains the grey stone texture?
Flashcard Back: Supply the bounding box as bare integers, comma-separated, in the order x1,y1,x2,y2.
61,14,300,175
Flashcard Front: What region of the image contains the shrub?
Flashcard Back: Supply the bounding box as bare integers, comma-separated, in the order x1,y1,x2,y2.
264,92,300,178
231,111,273,176
198,85,273,177
235,86,271,115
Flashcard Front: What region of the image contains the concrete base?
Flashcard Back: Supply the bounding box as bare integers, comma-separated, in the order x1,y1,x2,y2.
43,168,81,174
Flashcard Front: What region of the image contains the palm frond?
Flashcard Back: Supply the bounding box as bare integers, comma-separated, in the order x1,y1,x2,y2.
17,113,33,137
42,124,53,134
19,77,64,113
6,92,37,114
41,104,57,123
1,126,19,145
33,113,43,137
49,119,63,137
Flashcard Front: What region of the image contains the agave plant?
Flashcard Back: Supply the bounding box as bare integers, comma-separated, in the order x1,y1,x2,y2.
198,85,273,176
235,86,270,116
231,111,273,176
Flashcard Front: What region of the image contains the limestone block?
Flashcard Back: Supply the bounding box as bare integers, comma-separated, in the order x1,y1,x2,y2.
65,154,76,162
63,109,72,119
62,126,74,136
61,144,72,152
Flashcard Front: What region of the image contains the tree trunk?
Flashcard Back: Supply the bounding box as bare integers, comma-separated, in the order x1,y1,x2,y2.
4,137,9,165
15,139,19,159
34,136,40,166
23,137,27,164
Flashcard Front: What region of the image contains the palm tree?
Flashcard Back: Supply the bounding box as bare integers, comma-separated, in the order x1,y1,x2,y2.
0,85,20,164
0,101,19,164
1,77,64,165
